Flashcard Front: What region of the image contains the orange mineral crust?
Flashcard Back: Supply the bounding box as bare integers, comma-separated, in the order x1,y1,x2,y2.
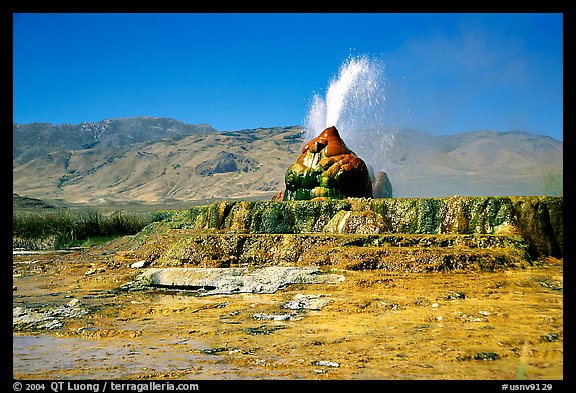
284,126,372,201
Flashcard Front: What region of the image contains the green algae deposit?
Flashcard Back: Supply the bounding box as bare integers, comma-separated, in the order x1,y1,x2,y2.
126,196,562,271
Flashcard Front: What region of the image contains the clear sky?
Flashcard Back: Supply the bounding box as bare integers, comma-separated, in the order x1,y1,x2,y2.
13,13,563,141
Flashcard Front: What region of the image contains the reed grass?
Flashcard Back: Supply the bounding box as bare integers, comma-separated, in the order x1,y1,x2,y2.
12,209,152,249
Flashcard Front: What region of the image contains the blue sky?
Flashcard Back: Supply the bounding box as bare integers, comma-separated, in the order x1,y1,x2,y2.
13,13,563,141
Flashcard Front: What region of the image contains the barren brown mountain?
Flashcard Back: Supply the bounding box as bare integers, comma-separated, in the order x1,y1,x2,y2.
12,117,563,206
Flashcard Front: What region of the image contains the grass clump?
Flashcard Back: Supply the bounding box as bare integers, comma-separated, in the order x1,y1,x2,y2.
13,209,152,250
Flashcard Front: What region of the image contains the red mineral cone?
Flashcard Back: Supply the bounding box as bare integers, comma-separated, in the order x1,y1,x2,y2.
282,126,373,201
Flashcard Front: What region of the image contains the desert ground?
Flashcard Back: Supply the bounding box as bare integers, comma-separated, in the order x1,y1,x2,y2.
13,237,563,381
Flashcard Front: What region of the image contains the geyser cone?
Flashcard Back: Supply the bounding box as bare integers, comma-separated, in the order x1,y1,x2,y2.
302,126,351,156
283,126,373,201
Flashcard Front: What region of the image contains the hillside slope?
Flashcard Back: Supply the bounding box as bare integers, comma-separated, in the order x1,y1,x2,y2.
375,129,563,197
13,117,217,163
12,118,563,205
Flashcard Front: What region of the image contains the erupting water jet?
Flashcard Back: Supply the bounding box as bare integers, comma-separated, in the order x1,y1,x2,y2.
278,55,395,201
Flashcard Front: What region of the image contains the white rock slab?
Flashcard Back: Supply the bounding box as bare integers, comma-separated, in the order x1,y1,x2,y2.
132,266,344,295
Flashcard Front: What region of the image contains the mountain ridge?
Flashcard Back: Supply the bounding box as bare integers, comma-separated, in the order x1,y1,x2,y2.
12,117,563,205
13,116,218,163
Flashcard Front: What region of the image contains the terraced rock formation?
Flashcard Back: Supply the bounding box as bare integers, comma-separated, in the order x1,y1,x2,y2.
120,196,562,283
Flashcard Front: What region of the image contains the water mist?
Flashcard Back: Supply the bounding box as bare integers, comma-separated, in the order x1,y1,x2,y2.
303,55,398,187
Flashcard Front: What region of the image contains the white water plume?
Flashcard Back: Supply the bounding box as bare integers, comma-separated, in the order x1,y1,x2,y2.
303,55,398,181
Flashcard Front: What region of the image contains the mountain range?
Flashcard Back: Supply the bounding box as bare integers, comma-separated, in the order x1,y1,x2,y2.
12,117,563,206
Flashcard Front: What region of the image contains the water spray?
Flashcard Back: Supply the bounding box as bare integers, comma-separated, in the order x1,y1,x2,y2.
303,55,396,181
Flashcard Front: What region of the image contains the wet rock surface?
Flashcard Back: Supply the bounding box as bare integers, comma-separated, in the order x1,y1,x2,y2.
12,245,563,380
282,126,373,200
144,195,562,259
13,299,89,331
129,231,533,272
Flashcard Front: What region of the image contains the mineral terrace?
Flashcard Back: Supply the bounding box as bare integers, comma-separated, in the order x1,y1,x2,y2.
13,195,563,380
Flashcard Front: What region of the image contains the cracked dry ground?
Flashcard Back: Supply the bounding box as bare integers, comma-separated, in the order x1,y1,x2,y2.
13,241,563,380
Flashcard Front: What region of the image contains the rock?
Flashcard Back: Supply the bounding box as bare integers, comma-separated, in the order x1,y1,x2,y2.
458,313,488,323
283,294,332,310
540,333,560,342
202,347,231,355
130,260,150,269
13,300,89,331
245,325,286,335
283,126,373,200
531,277,562,291
323,209,388,234
444,291,466,300
474,352,500,361
67,298,82,307
372,171,393,198
48,299,88,319
311,360,340,367
123,266,344,296
252,313,298,321
39,319,63,330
